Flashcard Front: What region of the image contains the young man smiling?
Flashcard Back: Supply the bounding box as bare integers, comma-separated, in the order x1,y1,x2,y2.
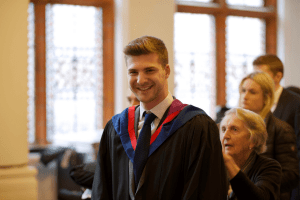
92,36,227,200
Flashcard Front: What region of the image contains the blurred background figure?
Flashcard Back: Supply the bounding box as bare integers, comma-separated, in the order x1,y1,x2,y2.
215,105,230,124
286,85,300,97
239,71,299,200
127,89,140,106
220,107,281,200
253,55,300,199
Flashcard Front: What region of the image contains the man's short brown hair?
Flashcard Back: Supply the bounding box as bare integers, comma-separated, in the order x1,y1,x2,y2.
123,36,168,67
253,54,284,77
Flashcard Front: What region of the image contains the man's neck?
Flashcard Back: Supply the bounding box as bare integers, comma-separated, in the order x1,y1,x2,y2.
275,83,281,92
141,101,163,111
141,94,169,110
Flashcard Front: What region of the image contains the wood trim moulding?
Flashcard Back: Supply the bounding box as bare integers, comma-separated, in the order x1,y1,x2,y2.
35,4,48,145
226,5,276,18
177,4,222,15
265,17,277,54
177,3,276,19
215,15,226,106
30,0,112,7
102,3,114,126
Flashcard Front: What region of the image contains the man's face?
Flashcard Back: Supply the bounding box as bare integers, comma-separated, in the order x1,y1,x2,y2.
127,53,170,110
253,64,275,79
254,64,282,89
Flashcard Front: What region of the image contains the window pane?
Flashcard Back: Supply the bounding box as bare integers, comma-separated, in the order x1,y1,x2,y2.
174,13,216,118
27,3,35,143
46,4,103,142
226,0,264,7
226,16,265,108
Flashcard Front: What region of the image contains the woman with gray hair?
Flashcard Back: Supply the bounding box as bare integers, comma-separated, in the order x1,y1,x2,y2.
220,107,281,200
239,71,298,199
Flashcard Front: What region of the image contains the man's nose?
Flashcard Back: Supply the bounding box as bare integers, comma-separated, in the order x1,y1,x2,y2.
137,73,147,84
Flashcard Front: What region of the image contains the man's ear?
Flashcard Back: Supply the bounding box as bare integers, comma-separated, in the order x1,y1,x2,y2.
274,72,283,83
165,64,170,78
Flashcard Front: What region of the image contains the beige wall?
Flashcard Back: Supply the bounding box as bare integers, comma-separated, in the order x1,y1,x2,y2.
278,0,300,87
0,0,30,165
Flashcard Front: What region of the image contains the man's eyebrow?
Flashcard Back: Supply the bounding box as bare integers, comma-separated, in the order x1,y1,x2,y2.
144,66,157,69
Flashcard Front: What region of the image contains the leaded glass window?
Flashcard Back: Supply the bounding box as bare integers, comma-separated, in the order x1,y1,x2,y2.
226,16,265,108
174,13,216,118
27,3,35,143
27,4,103,143
45,4,103,142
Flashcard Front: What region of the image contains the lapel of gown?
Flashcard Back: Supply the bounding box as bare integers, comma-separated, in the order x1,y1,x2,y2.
129,106,141,199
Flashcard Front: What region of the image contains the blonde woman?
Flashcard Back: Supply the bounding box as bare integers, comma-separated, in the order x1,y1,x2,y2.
239,71,299,200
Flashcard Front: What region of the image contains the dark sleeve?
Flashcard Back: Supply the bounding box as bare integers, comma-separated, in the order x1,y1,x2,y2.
230,159,282,200
274,118,299,192
181,115,228,200
91,120,114,200
69,162,96,189
295,102,300,159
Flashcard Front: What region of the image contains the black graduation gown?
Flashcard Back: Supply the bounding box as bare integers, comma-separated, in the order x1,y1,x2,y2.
91,102,227,200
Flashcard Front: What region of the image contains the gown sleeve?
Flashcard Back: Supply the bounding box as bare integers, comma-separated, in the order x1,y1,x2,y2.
180,115,228,200
230,158,282,200
91,120,114,200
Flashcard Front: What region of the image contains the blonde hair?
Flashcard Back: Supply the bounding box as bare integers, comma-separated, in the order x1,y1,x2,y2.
239,71,275,119
224,108,268,154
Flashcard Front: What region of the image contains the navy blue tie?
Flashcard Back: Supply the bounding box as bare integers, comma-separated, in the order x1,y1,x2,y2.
133,112,156,189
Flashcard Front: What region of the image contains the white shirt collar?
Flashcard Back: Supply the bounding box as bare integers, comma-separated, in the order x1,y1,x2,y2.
139,92,173,121
274,85,283,105
271,85,283,112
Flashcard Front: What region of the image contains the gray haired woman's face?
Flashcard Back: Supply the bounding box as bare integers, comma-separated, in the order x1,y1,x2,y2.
220,114,255,161
240,78,264,114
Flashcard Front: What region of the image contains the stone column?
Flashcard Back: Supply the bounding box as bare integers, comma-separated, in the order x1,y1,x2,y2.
0,0,37,199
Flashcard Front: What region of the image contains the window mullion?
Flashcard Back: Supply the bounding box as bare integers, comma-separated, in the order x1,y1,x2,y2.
102,5,114,126
265,0,277,54
35,3,47,145
215,14,226,106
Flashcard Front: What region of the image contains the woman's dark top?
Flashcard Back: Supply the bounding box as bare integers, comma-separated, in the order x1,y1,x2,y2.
229,153,282,200
262,112,299,199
